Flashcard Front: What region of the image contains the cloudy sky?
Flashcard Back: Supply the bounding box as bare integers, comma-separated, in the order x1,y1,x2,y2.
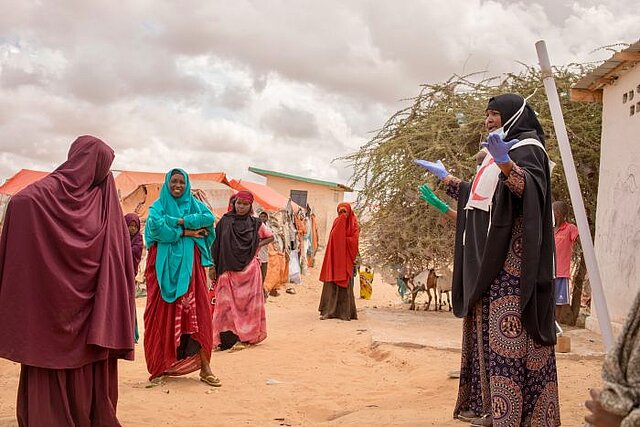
1,1,638,187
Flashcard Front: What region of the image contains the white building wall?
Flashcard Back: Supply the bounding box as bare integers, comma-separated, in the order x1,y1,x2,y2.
589,64,640,334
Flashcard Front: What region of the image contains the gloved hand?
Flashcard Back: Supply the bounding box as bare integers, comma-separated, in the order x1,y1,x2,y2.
419,184,449,214
481,133,519,164
413,159,449,180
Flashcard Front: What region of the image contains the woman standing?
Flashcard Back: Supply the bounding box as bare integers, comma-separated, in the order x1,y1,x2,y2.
416,94,559,426
0,135,136,426
318,202,359,321
143,168,221,387
211,191,274,351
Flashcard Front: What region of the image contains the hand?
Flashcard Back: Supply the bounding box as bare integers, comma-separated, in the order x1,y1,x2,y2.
419,184,449,214
413,159,449,180
177,218,185,226
481,134,519,164
208,268,217,283
585,389,624,427
183,228,208,238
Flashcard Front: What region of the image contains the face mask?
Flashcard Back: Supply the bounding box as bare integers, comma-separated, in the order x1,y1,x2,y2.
490,97,527,140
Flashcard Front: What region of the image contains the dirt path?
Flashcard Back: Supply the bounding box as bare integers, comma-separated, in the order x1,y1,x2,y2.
0,264,602,426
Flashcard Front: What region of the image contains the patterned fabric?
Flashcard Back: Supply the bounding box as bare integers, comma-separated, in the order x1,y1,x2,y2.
599,291,640,426
454,213,560,426
445,177,463,200
503,163,526,198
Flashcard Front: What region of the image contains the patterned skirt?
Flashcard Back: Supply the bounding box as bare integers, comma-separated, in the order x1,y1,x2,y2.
454,270,561,427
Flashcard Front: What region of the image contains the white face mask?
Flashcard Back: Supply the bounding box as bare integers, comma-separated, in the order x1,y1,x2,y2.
489,97,527,140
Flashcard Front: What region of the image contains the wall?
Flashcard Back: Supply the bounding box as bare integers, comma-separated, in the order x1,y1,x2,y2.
588,64,640,335
263,176,346,246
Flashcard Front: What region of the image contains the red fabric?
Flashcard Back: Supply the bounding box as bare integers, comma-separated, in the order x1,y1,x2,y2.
554,221,579,278
143,245,213,380
319,203,359,288
17,359,120,427
0,135,136,369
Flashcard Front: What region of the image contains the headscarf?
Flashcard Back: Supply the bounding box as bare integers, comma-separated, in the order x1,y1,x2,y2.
212,190,261,275
145,169,215,303
125,212,143,273
319,202,360,288
0,135,135,369
452,94,556,345
598,291,640,426
486,93,545,145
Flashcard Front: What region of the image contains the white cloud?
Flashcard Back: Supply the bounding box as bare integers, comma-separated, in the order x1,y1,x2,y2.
0,0,639,188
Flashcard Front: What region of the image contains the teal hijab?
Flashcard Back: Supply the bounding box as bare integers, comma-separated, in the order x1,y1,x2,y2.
145,169,215,303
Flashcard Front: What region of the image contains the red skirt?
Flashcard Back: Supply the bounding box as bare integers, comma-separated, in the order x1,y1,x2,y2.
143,245,213,380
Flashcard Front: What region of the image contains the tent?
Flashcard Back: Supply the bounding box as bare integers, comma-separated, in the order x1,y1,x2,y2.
229,178,299,213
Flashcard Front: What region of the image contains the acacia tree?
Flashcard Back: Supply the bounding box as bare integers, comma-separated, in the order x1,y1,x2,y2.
346,66,602,324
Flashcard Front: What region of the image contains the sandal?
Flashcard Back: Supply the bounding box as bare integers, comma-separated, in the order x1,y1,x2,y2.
199,373,222,387
455,410,476,422
228,342,250,352
470,414,493,426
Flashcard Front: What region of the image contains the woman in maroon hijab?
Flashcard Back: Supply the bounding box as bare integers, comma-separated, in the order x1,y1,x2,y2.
0,135,136,426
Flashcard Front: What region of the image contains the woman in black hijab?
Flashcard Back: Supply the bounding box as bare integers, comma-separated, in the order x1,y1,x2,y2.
416,94,559,426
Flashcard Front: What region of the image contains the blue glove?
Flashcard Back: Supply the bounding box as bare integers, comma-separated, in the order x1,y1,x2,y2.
481,133,519,164
413,159,449,180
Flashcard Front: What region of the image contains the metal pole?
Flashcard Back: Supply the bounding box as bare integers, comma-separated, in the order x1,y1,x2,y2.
535,40,614,351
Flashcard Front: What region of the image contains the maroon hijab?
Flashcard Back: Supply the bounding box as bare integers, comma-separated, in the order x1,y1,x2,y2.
0,135,136,369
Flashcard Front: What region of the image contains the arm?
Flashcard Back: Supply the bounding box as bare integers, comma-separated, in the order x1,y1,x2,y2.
146,209,182,243
183,210,214,230
258,223,274,247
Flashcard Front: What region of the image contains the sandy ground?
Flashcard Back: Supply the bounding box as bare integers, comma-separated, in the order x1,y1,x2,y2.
0,262,604,426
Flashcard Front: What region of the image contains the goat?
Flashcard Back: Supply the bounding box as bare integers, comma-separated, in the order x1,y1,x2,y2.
436,266,453,312
411,268,439,311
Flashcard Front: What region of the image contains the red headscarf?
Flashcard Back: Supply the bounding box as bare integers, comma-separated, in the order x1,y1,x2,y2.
319,202,359,288
0,135,136,369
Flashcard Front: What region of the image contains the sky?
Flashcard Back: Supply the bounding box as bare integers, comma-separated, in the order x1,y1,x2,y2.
1,0,639,187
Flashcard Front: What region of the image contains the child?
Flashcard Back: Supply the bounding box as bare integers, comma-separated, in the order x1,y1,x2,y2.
553,201,579,322
258,211,271,300
125,213,143,342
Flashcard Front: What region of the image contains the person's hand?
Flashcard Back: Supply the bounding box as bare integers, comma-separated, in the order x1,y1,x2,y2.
413,159,449,180
481,133,519,164
208,268,217,284
419,184,449,214
585,389,624,427
183,228,208,238
177,218,185,226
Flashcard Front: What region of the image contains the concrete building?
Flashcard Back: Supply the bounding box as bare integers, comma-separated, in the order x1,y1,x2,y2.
249,167,352,246
571,39,640,334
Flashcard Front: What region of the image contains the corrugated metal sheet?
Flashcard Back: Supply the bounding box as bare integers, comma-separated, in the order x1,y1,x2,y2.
573,39,640,91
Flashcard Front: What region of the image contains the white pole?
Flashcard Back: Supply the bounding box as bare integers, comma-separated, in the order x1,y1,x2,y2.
535,40,614,351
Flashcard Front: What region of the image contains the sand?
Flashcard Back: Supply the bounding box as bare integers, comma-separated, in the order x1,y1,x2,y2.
0,262,603,426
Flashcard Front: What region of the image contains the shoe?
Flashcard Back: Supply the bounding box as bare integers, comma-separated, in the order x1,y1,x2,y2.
286,287,296,295
470,414,492,426
456,410,476,422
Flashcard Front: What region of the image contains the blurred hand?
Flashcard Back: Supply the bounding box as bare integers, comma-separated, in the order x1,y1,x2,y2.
585,389,623,427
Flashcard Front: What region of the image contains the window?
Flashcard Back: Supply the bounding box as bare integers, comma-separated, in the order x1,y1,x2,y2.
290,190,308,207
630,90,635,101
623,93,628,103
631,105,636,116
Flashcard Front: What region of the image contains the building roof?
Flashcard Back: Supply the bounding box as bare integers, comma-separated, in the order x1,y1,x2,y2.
248,166,353,192
571,39,640,103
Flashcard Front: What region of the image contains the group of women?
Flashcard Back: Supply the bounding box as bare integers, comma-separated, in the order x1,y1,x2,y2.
0,136,275,425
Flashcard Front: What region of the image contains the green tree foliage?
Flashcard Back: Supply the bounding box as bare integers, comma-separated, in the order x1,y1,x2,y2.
346,66,602,293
